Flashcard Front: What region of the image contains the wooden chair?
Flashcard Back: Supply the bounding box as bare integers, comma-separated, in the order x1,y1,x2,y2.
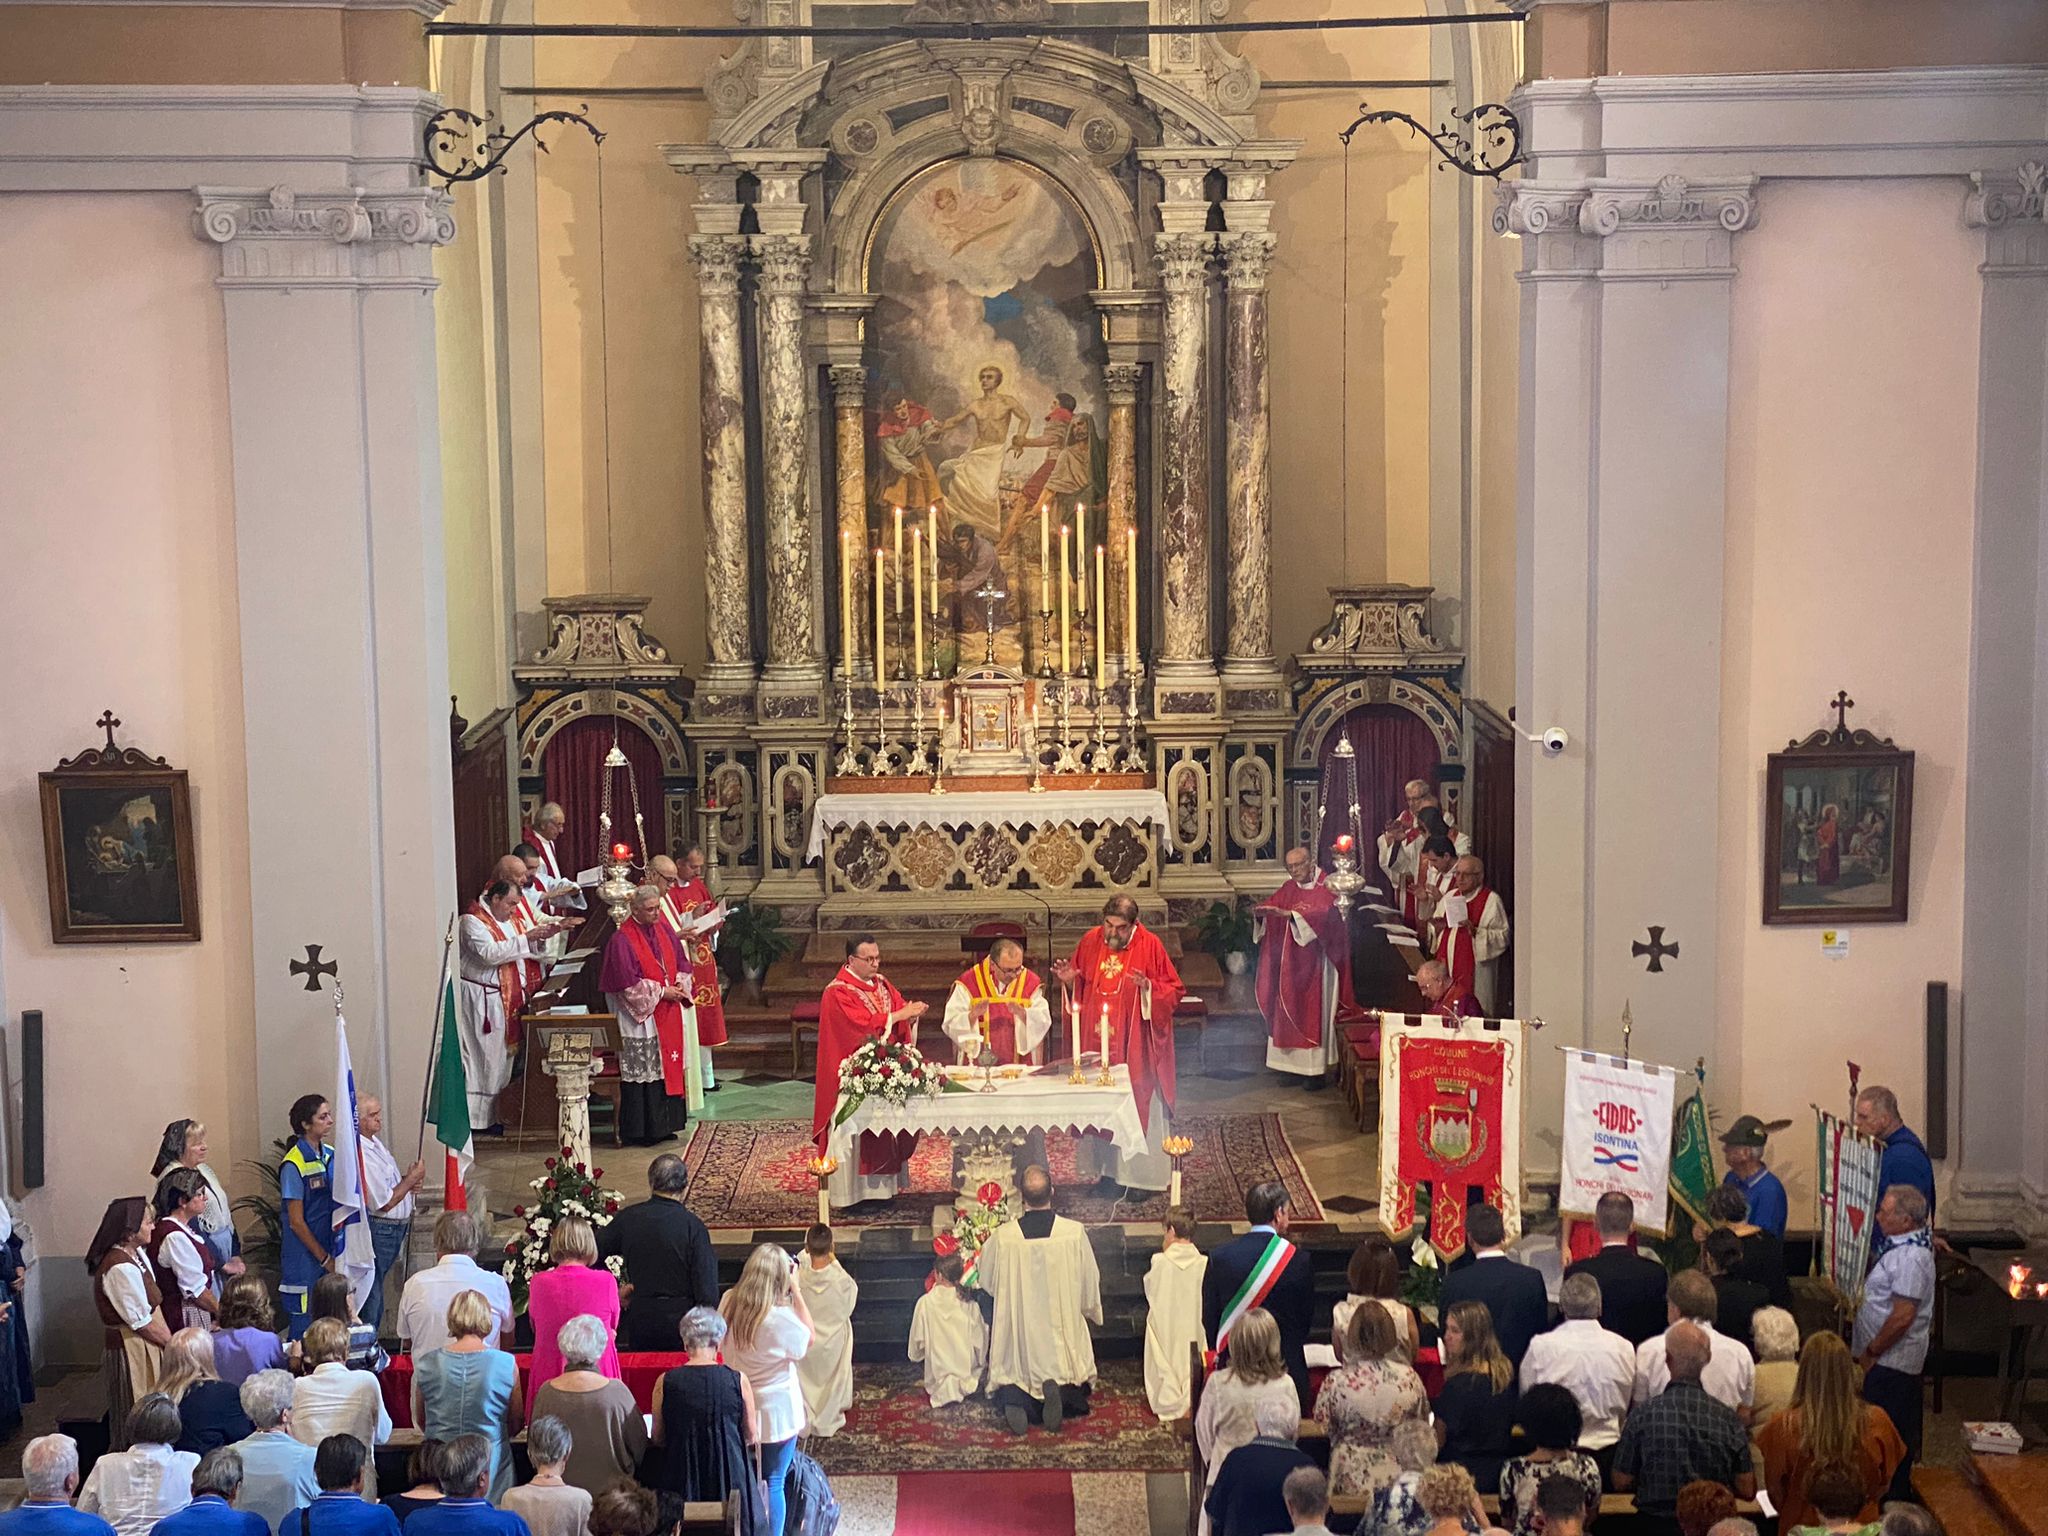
1175,995,1211,1076
960,919,1028,961
790,998,822,1079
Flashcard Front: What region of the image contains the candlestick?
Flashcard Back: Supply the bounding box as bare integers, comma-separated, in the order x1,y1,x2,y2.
1076,500,1088,610
928,506,940,617
839,529,854,673
1027,702,1045,793
892,507,904,615
1097,1001,1113,1086
1125,526,1139,668
1059,524,1072,675
1038,504,1050,608
1094,543,1107,685
872,547,887,682
1068,990,1084,1084
911,526,925,675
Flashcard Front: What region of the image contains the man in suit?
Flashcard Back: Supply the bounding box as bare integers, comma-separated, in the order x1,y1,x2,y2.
1202,1180,1317,1409
1565,1191,1670,1346
1437,1202,1548,1369
597,1153,720,1351
152,1450,267,1536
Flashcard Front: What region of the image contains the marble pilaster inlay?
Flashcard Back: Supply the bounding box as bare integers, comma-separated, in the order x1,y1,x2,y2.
690,233,753,674
1156,230,1213,664
1104,360,1142,666
756,232,817,671
195,184,455,285
1220,231,1276,667
829,362,871,671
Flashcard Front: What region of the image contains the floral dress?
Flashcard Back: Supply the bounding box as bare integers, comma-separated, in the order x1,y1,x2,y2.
1370,1472,1483,1536
1498,1450,1603,1536
1311,1359,1429,1498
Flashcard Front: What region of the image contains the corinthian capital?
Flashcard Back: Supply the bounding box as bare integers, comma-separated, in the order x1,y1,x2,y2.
829,364,868,410
1155,231,1213,293
1219,231,1277,291
1104,361,1143,407
753,233,812,297
689,233,746,297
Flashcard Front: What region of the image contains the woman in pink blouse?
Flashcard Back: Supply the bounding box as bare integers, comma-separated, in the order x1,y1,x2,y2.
525,1217,622,1412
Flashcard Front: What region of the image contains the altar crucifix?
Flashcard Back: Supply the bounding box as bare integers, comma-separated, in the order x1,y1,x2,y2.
973,574,1007,665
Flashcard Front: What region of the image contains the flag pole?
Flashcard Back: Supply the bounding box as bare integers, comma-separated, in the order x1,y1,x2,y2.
415,914,458,1164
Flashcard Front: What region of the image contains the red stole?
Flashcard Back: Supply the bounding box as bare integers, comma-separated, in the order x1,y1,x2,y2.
469,902,526,1029
812,967,914,1174
1256,875,1350,1052
1068,925,1183,1130
663,881,728,1047
1434,885,1494,992
509,885,548,998
957,960,1042,1061
622,919,690,1096
525,830,564,881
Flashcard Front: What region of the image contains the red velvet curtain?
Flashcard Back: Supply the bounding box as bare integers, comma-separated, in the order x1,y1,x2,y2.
1316,703,1443,863
541,716,666,875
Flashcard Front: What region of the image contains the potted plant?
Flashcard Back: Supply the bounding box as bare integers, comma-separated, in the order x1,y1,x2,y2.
1192,896,1256,975
720,901,791,984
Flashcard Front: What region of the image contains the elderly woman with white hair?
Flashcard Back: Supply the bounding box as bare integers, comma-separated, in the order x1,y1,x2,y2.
227,1369,319,1536
531,1314,646,1498
1749,1305,1800,1427
1367,1420,1482,1536
498,1416,592,1536
79,1395,199,1536
648,1306,762,1536
1203,1394,1314,1536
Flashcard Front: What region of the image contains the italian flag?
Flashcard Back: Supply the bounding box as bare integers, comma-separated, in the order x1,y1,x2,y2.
425,968,471,1211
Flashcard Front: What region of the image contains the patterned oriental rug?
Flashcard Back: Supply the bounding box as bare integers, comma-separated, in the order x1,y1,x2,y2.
679,1112,1322,1227
806,1362,1185,1475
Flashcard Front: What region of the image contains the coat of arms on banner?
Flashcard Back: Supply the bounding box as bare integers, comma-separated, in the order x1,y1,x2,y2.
1378,1014,1525,1258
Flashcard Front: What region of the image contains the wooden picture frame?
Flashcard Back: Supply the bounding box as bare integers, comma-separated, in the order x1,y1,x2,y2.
1763,696,1913,926
39,724,200,944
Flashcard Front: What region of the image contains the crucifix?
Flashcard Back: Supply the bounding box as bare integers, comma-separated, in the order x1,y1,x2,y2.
974,574,1006,665
96,710,122,752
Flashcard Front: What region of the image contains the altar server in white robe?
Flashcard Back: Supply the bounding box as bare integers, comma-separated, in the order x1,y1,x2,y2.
459,878,565,1125
793,1224,857,1436
980,1165,1101,1434
1143,1207,1208,1419
908,1248,987,1408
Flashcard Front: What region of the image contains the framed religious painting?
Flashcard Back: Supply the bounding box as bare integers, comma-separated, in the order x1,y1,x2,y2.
38,718,200,944
1762,694,1913,926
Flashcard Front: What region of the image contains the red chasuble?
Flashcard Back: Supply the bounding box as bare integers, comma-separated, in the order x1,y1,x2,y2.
1067,925,1183,1131
956,959,1043,1062
599,918,691,1096
811,966,916,1174
1433,885,1495,994
1255,873,1354,1054
662,880,729,1047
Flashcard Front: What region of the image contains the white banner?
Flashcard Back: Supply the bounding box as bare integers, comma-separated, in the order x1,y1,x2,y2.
1559,1053,1679,1234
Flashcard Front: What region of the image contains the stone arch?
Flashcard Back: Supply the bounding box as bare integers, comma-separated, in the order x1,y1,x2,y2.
517,687,691,779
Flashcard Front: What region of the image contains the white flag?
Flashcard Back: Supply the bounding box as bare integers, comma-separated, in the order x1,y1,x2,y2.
331,1013,380,1313
1560,1052,1679,1234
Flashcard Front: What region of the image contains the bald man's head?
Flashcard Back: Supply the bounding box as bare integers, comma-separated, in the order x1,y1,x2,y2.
1664,1321,1711,1382
650,855,679,889
1019,1165,1053,1209
1283,846,1314,884
491,855,528,887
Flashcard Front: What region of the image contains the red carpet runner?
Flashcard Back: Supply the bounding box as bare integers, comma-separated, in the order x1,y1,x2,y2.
891,1471,1076,1536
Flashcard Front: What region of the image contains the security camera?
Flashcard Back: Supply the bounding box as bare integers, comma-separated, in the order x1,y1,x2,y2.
1540,727,1570,756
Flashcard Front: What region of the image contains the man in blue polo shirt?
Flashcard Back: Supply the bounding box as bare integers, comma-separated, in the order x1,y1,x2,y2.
1856,1085,1937,1223
0,1436,114,1536
152,1449,267,1536
402,1438,529,1536
288,1438,399,1536
1718,1115,1791,1239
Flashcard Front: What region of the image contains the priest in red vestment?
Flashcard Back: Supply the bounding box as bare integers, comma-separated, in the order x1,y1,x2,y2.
523,803,586,913
487,853,547,1038
1416,958,1480,1020
1054,895,1184,1192
812,934,928,1207
1256,847,1354,1086
597,885,694,1146
651,850,729,1100
1430,855,1510,1017
941,937,1051,1064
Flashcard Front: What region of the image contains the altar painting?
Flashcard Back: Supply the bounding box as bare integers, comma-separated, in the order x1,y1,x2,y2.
868,158,1107,672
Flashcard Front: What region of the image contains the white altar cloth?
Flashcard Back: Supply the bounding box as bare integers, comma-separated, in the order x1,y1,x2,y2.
806,789,1174,860
826,1062,1147,1174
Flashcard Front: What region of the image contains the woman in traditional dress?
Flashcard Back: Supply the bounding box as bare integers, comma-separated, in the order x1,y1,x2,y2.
88,1196,170,1448
150,1120,242,1273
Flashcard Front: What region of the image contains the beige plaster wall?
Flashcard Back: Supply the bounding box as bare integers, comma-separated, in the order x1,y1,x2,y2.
1717,179,1980,1203
0,194,258,1259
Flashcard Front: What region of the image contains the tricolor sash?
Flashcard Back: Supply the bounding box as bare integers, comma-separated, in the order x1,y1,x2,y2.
1215,1233,1296,1351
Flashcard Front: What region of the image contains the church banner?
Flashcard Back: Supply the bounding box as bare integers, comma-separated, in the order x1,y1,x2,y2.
1558,1052,1679,1235
1817,1109,1883,1303
1378,1014,1524,1259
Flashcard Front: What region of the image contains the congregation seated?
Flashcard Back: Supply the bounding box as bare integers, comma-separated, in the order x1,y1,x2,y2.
534,1315,647,1499
1634,1271,1755,1417
214,1278,288,1388
1565,1192,1670,1345
80,1396,199,1536
523,1216,621,1413
1311,1301,1427,1501
1203,1396,1313,1536
1753,1332,1905,1530
291,1321,392,1497
151,1447,268,1536
1330,1234,1418,1363
1366,1421,1480,1536
1701,1185,1792,1311
403,1435,527,1536
1432,1300,1517,1491
230,1370,321,1535
1437,1207,1547,1370
1411,1464,1489,1536
1495,1385,1600,1536
161,1328,256,1455
1532,1475,1593,1536
381,1441,447,1526
497,1416,591,1536
1519,1273,1635,1478
400,1213,513,1359
1793,1462,1887,1536
0,1434,116,1536
410,1292,521,1501
1194,1308,1299,1525
647,1306,762,1535
1613,1323,1757,1523
306,1435,406,1536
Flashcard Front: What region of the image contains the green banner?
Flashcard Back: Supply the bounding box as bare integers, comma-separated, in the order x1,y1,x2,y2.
1669,1076,1717,1230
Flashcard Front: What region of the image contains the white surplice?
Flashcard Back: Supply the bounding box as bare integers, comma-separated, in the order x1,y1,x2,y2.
979,1215,1101,1396
457,914,536,1124
1254,879,1343,1080
940,984,1052,1065
1142,1241,1209,1419
794,1257,858,1436
1430,888,1510,1016
907,1282,989,1407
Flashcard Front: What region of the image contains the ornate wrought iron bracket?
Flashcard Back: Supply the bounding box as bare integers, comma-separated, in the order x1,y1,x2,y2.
1339,100,1525,179
422,106,605,185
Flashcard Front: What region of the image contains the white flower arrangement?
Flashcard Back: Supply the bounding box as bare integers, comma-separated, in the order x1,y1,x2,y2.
502,1147,627,1313
830,1036,959,1126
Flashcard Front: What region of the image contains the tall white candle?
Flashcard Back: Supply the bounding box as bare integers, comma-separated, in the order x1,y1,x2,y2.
839,528,854,669
1094,543,1107,684
928,506,940,616
911,527,925,674
817,1186,830,1225
1058,524,1072,674
1076,500,1088,611
873,546,887,680
1038,505,1050,612
1126,526,1139,667
1099,1001,1110,1069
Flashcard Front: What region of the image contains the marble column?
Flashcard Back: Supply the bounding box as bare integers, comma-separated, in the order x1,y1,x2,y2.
1155,230,1213,665
1220,231,1276,673
1103,361,1142,667
755,232,816,677
690,233,753,685
829,363,871,674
